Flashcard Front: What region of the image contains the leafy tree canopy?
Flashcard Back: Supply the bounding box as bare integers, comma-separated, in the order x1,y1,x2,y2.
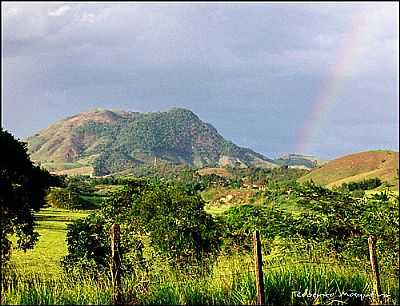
62,179,221,276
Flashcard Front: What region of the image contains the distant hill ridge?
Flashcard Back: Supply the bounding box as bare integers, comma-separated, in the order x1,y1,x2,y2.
274,153,324,170
298,150,399,190
26,108,277,175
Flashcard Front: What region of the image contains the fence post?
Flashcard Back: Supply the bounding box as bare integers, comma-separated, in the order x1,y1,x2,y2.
368,235,382,303
111,223,122,305
253,230,265,305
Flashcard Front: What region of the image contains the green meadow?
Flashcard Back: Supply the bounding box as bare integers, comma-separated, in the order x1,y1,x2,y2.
10,208,91,278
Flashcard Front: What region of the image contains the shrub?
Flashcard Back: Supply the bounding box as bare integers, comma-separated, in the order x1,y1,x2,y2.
222,205,294,252
61,214,110,278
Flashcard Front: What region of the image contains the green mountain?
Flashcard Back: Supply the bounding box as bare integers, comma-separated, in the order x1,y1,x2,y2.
26,108,277,175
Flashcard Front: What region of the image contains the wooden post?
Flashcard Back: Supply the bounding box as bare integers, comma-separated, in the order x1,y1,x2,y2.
253,230,265,305
111,223,122,305
368,236,382,303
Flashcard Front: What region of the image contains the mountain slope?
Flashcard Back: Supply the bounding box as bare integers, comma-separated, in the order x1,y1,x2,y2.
26,108,277,175
274,153,324,170
298,150,399,190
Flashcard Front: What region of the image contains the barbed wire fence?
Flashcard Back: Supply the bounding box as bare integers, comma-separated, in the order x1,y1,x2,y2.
1,227,393,305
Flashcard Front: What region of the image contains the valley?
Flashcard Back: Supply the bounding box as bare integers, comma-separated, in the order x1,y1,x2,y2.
2,111,399,305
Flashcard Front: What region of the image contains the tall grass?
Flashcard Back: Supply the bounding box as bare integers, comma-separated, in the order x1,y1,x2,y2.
139,260,398,305
3,251,399,305
1,272,112,305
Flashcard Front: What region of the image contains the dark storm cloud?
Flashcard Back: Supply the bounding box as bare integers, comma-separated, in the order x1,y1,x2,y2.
2,2,398,159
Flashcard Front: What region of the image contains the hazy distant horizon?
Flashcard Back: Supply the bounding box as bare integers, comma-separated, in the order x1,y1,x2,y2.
2,2,399,160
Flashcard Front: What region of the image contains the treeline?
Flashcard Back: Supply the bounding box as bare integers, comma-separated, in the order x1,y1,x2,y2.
46,175,102,210
339,178,382,192
64,165,307,195
46,188,92,210
226,166,308,185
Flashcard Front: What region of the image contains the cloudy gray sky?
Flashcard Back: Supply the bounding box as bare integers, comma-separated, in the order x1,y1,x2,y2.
2,2,398,159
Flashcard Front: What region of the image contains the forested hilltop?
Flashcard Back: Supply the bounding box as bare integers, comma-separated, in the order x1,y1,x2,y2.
26,108,277,175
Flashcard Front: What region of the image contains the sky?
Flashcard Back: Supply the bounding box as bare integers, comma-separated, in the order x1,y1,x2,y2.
2,2,399,160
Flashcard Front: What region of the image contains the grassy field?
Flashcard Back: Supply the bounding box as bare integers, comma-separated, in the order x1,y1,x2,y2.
4,195,399,305
5,234,399,305
202,187,263,215
202,187,308,216
197,167,232,177
53,166,94,176
299,150,399,190
10,207,90,278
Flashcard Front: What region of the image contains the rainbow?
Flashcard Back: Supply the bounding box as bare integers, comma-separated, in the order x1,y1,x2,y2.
295,7,373,154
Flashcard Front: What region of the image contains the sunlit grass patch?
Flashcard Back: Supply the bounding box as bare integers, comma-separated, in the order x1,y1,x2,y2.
10,207,90,278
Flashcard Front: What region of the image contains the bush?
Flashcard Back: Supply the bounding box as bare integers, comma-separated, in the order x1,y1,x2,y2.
222,205,294,252
61,214,110,277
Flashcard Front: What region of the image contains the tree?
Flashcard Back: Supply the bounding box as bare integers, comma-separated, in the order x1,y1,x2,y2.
0,128,56,264
62,179,221,276
223,205,293,252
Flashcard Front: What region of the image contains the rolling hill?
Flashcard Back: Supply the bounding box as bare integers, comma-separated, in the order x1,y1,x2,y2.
298,150,399,190
274,153,324,170
26,108,277,175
